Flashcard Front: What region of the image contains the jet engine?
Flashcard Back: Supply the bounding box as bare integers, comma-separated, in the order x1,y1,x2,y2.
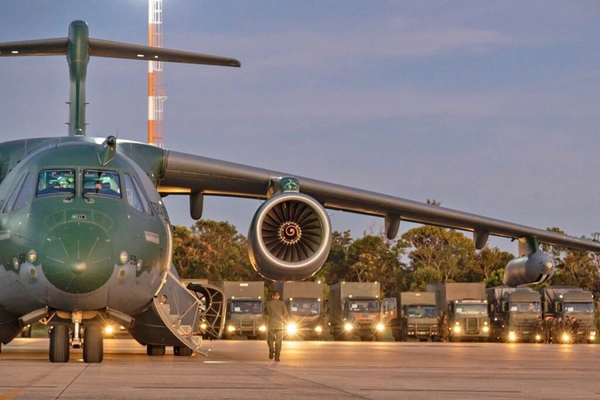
247,192,332,281
503,251,555,287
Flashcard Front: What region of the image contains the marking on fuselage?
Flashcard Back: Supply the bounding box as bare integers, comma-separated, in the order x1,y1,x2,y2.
145,231,160,245
0,230,10,241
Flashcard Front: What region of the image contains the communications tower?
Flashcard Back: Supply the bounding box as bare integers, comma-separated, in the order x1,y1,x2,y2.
148,0,167,147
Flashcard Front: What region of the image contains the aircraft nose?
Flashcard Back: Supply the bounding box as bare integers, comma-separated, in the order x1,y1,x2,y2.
41,221,115,294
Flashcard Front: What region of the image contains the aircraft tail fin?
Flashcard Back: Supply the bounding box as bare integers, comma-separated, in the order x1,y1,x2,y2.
0,20,240,137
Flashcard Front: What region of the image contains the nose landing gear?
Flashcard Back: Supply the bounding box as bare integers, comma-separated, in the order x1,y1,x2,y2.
48,311,104,363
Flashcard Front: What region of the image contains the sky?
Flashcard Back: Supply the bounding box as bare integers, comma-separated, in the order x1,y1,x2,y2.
1,1,599,255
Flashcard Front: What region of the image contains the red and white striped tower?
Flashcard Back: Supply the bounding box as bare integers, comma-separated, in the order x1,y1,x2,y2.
148,0,167,147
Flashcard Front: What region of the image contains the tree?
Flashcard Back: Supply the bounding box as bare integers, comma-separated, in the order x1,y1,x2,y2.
400,225,476,283
472,247,514,286
321,230,353,284
172,220,259,282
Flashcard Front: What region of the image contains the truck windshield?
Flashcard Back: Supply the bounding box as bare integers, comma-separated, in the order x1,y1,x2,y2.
455,304,487,315
406,305,437,317
290,300,321,316
564,302,594,313
510,302,541,312
230,301,262,314
348,300,379,312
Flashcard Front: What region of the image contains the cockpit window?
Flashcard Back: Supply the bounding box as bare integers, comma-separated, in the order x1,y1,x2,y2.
37,169,76,196
123,173,151,214
3,172,36,213
13,172,36,210
83,170,121,198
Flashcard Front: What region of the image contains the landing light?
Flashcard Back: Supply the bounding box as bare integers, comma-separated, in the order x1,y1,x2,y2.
28,250,37,263
104,325,114,335
119,251,128,264
200,323,208,330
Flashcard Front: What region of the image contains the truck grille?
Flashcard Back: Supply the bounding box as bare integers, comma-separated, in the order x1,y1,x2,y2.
465,318,479,333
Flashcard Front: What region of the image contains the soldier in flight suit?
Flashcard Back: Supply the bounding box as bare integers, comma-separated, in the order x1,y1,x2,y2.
264,292,289,362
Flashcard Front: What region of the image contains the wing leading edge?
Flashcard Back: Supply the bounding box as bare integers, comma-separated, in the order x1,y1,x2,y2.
159,150,600,253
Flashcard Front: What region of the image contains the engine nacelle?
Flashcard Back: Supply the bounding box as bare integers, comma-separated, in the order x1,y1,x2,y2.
247,192,332,281
503,251,555,287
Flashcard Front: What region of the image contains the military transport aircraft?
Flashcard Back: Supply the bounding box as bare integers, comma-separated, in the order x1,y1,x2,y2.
1,20,600,363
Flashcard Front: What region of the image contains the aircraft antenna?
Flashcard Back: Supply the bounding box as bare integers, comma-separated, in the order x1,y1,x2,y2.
148,0,168,147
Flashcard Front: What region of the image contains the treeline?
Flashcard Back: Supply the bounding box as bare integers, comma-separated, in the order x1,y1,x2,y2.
172,220,600,299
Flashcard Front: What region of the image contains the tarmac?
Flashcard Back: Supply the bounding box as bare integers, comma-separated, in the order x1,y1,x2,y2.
1,338,600,399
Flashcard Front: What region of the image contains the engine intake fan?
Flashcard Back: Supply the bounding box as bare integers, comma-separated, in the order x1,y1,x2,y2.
248,192,332,281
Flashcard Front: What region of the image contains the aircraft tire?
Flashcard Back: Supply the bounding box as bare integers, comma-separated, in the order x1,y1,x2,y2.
147,345,166,356
83,325,104,363
49,325,70,363
174,346,193,356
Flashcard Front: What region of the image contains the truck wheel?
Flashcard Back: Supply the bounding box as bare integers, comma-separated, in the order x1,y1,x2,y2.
333,329,344,341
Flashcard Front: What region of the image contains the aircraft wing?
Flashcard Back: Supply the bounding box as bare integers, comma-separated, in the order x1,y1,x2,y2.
159,150,600,252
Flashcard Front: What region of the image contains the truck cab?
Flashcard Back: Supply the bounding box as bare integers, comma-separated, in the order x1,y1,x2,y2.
390,292,438,342
329,282,385,341
542,286,597,343
447,299,490,342
487,286,542,343
221,281,267,340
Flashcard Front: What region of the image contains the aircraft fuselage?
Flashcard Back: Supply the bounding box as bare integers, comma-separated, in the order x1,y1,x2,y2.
0,137,171,321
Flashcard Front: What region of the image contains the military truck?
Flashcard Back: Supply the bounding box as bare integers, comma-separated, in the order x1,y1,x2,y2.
390,292,438,342
427,282,490,342
329,282,385,341
487,286,542,342
274,281,325,340
541,286,597,343
221,281,266,340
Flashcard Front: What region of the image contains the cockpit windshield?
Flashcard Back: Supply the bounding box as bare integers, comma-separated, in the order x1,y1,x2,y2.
36,169,75,196
83,170,121,198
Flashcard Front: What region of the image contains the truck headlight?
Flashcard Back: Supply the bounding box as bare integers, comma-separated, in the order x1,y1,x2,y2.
562,333,570,343
483,326,489,333
453,325,461,333
259,325,267,332
287,323,297,335
227,325,236,332
344,323,353,332
508,331,517,342
535,334,542,342
314,326,323,333
104,325,114,335
376,323,385,332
